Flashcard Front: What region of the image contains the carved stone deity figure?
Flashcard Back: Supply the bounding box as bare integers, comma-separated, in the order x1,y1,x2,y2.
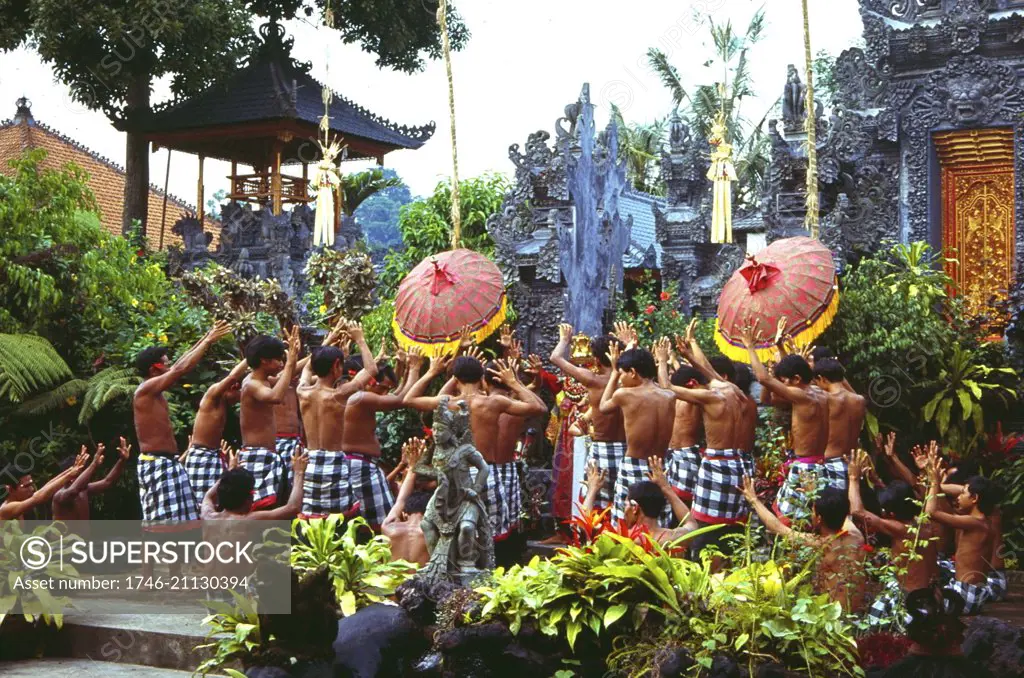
414,396,494,585
783,64,807,131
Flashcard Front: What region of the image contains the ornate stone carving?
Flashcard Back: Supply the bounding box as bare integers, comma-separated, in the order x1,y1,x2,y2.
782,65,808,133
833,48,889,110
942,0,987,54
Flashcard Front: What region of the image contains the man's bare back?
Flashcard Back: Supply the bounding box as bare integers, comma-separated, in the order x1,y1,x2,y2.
494,413,527,465
616,383,676,459
669,400,703,450
818,526,867,613
241,373,281,449
299,382,348,451
739,393,757,453
273,378,302,435
586,380,626,442
822,386,866,459
384,519,429,566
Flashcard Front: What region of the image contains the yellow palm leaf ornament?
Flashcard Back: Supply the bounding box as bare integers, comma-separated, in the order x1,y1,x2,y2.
707,111,737,244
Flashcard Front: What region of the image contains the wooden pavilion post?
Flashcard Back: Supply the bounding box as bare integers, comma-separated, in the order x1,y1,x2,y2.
197,155,205,224
272,141,283,215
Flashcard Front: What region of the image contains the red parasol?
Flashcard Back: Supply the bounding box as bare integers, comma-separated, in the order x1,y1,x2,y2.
392,249,507,357
714,236,838,362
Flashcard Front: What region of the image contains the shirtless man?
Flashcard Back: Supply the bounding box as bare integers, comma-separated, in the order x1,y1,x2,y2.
1,451,87,521
133,321,231,529
182,359,248,511
404,355,546,540
598,344,676,524
550,323,626,512
654,337,750,542
200,451,308,522
847,450,941,627
381,438,431,566
741,325,829,524
297,325,378,521
814,358,866,492
239,327,300,510
741,477,868,614
53,439,130,521
271,374,302,496
924,452,1000,615
657,361,704,504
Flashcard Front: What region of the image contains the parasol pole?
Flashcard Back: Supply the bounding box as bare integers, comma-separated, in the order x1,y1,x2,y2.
437,0,463,249
802,0,819,239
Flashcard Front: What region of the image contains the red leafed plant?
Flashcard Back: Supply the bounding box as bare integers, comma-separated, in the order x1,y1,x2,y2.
857,632,911,670
563,505,655,552
980,423,1024,468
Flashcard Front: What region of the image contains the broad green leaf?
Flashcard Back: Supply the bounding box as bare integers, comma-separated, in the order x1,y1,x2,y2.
957,390,972,421
603,603,628,628
566,620,581,652
735,632,749,651
340,590,357,617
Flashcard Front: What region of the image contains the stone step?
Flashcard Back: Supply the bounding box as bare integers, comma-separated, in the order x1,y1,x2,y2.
55,598,217,672
0,657,212,677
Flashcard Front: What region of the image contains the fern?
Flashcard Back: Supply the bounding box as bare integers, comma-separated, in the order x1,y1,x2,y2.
15,379,89,417
0,334,73,403
78,368,139,424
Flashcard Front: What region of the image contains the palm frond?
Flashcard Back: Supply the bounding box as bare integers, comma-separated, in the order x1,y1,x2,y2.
646,48,687,106
341,170,404,216
0,334,73,403
79,367,139,424
15,379,88,417
745,8,766,44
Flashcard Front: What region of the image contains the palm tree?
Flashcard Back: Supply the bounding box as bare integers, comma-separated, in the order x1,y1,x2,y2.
340,169,404,217
647,9,770,210
611,105,667,196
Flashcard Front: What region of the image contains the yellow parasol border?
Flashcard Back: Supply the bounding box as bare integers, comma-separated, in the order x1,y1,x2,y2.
390,294,508,358
713,287,840,364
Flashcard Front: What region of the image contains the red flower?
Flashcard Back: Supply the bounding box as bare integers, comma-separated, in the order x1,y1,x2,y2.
135,249,146,257
660,291,671,301
644,305,656,315
860,543,875,553
670,310,679,318
422,426,433,438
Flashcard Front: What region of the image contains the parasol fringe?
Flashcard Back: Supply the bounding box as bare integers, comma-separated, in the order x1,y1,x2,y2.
713,286,840,364
391,294,507,358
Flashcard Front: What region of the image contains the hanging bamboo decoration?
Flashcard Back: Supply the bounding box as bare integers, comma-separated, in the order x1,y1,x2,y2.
312,7,343,248
707,84,737,244
436,0,463,249
802,0,819,238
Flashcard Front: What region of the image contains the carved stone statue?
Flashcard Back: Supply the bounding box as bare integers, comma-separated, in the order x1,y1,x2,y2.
783,64,807,132
414,396,494,586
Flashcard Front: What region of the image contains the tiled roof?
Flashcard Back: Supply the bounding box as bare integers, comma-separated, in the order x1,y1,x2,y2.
0,102,219,250
619,191,665,269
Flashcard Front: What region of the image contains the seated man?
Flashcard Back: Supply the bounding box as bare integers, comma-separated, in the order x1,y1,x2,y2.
741,477,868,614
1,450,87,521
201,450,309,521
381,439,431,566
53,438,130,521
924,453,1001,615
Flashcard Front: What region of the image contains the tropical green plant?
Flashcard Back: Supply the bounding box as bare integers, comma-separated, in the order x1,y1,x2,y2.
303,246,378,327
610,106,666,196
614,277,698,349
0,334,74,404
647,9,769,210
341,169,404,217
16,367,139,425
354,169,414,250
287,515,415,616
379,173,510,297
0,520,78,628
194,590,261,676
920,343,1017,455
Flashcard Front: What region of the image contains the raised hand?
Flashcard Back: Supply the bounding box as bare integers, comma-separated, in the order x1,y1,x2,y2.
739,475,758,503
207,320,233,343
395,348,408,366
407,346,426,371
774,317,788,346
685,317,698,345
227,447,241,470
287,325,301,359
91,443,106,467
402,437,426,468
499,323,513,349
346,321,365,343
584,460,606,496
428,352,453,376
74,446,90,470
525,354,543,376
673,334,693,360
883,432,897,460
607,340,622,371
118,437,131,461
292,450,309,475
612,321,637,347
647,455,669,489
457,324,474,350
738,319,761,350
374,339,388,363
464,344,485,363
487,359,520,387
911,444,928,470
653,336,671,364
558,323,574,343
508,338,523,361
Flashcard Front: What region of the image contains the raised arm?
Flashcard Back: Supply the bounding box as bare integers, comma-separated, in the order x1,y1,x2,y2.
677,319,723,383
250,326,301,404
137,321,232,396
53,445,102,504
403,353,452,412
89,437,131,494
739,476,814,544
654,337,672,389
848,449,907,539
550,323,601,387
383,439,425,529
880,433,922,494
648,456,690,524
206,359,249,401
924,453,985,531
581,461,606,515
2,455,87,519
741,326,813,403
252,451,308,520
598,342,622,415
488,360,547,417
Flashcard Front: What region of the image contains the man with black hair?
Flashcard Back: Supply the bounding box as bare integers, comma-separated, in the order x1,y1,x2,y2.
133,320,231,575
405,354,546,540
550,323,626,512
847,450,941,627
814,358,866,492
182,359,248,511
655,337,750,537
340,346,417,530
53,438,130,522
382,438,431,566
297,324,378,521
924,452,1000,614
741,478,867,613
1,449,87,521
741,325,830,524
731,363,758,455
239,327,300,510
599,343,676,524
201,450,308,521
808,346,835,369
659,362,705,503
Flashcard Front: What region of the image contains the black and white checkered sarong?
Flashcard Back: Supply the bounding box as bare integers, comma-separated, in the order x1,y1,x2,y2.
989,570,1008,602
866,580,909,628
276,435,301,491
345,453,394,529
488,462,521,540
774,456,824,523
138,454,199,524
665,446,701,501
238,445,285,509
692,449,752,525
821,456,848,491
586,440,625,511
301,449,350,517
183,444,225,511
946,578,992,616
612,456,674,526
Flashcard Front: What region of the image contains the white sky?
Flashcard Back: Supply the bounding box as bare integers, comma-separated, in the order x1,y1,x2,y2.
0,0,864,207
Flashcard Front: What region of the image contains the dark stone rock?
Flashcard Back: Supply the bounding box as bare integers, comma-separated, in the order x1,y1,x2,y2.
963,616,1024,678
332,603,426,678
